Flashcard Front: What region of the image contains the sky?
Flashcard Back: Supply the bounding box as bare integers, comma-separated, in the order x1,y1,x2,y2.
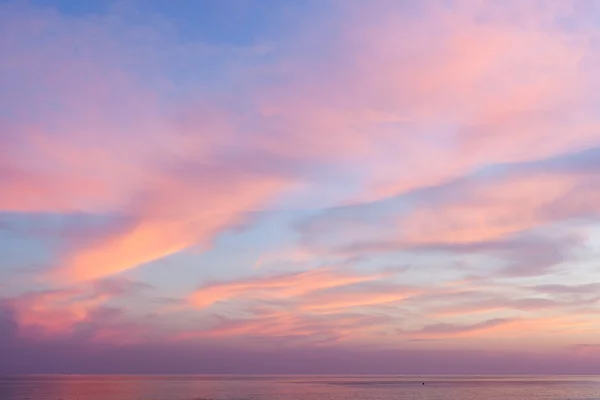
1,0,600,374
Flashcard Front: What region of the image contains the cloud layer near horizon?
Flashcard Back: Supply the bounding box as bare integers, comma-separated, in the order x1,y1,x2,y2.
1,0,600,373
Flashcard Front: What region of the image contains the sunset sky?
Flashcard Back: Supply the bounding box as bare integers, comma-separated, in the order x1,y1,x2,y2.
2,0,600,374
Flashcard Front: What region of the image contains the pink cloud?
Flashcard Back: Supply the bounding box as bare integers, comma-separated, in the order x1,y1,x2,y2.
4,0,600,284
2,0,600,370
7,279,153,340
401,172,595,245
298,161,599,273
1,3,298,283
253,0,600,203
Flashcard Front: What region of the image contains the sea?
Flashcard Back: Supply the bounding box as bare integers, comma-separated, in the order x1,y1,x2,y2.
1,375,599,400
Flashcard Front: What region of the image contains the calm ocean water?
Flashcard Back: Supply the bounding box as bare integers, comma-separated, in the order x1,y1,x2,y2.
1,375,599,400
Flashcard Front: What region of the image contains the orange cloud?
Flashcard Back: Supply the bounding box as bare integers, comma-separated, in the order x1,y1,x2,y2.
54,172,288,283
183,268,416,345
189,267,385,309
299,287,416,313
